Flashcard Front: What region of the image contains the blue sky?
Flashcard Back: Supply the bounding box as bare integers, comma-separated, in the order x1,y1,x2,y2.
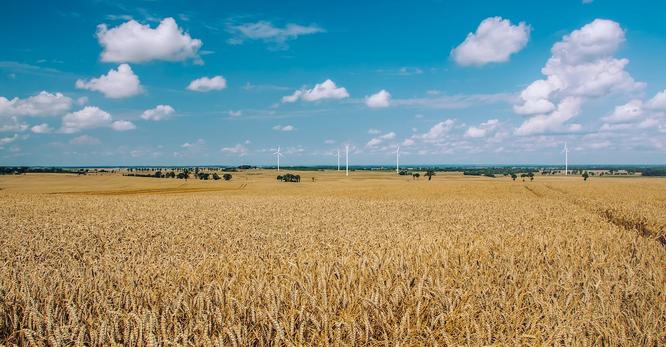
1,0,665,166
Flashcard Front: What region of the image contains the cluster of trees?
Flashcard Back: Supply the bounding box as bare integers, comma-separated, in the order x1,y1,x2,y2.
277,173,301,182
0,167,98,175
510,172,535,181
641,168,666,177
398,170,430,180
126,169,232,181
463,171,498,178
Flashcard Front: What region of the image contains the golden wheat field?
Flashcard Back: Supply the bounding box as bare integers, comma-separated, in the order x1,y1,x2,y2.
0,171,665,346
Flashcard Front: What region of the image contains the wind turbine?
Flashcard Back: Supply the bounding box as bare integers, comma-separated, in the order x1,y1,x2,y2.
564,142,569,175
337,149,340,171
395,145,400,174
345,145,349,176
273,146,283,171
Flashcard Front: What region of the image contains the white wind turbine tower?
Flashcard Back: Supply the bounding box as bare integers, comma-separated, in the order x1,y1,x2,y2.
345,145,349,176
273,146,283,171
564,142,569,175
395,145,400,174
337,149,340,171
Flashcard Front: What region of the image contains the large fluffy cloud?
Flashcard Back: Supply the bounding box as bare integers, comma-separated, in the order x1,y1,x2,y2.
282,79,349,103
97,18,202,63
0,91,72,117
186,76,227,92
365,90,391,108
76,64,143,98
451,17,530,66
141,105,175,121
514,19,644,135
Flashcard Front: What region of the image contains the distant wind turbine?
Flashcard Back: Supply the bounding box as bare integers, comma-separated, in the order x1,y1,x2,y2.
273,146,283,171
395,145,400,174
345,145,349,176
564,142,569,175
337,149,340,171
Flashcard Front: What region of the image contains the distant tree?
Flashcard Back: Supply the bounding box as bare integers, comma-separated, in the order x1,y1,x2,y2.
277,175,283,181
212,173,221,180
582,172,589,181
223,173,232,181
177,172,189,180
425,170,435,181
528,172,534,181
413,173,420,180
511,173,517,181
154,171,163,178
278,173,300,182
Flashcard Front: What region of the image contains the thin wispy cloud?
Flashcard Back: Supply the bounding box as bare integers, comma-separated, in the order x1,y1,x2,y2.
227,20,324,49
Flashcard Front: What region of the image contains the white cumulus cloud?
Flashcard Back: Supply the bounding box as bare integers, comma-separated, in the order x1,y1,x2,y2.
366,131,397,148
421,119,455,141
515,97,583,135
602,99,643,123
0,117,28,132
282,79,349,103
31,123,54,134
111,120,136,131
365,90,391,108
97,17,202,63
187,76,227,92
76,64,143,98
647,90,666,110
465,119,499,138
141,105,175,121
514,19,643,135
60,106,112,133
451,17,530,66
0,91,72,117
